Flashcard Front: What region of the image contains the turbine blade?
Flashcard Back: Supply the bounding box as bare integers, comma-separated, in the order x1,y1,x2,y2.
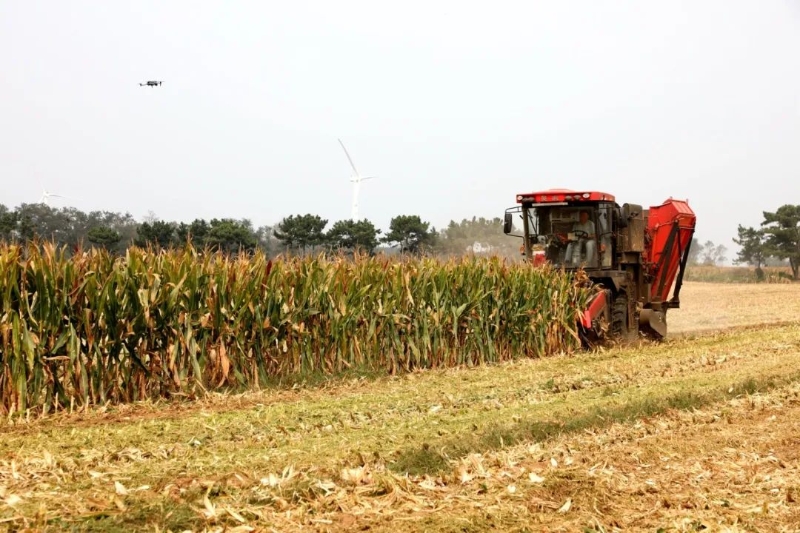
338,138,360,176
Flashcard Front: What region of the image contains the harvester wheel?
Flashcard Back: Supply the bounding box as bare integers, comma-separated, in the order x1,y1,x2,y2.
580,290,630,349
610,291,635,343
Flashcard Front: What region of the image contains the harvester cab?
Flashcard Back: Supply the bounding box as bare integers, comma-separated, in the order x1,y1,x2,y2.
503,189,696,345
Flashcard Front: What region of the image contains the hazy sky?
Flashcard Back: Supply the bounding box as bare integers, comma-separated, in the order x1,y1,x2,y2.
2,1,799,257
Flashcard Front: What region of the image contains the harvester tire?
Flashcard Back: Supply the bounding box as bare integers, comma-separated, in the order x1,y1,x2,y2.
610,291,635,343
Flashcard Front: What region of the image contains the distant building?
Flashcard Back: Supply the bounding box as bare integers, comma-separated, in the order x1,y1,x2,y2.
467,242,493,253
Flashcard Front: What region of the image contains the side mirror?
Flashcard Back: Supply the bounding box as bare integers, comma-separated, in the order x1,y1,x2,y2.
503,212,513,234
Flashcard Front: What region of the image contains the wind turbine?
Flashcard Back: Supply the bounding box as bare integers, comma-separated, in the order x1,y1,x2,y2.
38,186,70,206
338,138,377,221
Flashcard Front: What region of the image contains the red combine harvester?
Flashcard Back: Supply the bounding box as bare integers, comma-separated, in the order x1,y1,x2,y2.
503,189,697,344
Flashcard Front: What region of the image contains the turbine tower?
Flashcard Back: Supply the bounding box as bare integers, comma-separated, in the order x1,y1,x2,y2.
338,138,376,221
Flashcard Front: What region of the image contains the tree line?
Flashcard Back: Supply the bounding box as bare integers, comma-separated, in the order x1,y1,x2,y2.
2,202,796,279
730,205,800,280
0,203,518,258
688,204,799,280
268,214,518,256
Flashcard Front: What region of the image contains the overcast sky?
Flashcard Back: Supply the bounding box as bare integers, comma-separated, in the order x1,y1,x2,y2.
2,1,799,257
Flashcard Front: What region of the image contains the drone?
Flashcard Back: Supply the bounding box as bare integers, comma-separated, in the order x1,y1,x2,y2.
139,81,163,87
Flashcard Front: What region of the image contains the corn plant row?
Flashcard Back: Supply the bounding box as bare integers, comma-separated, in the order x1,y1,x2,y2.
0,242,591,414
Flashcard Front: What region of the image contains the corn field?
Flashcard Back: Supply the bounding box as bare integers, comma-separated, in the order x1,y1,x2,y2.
0,242,591,414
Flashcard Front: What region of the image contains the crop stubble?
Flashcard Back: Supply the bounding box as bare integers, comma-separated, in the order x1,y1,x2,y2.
668,282,800,334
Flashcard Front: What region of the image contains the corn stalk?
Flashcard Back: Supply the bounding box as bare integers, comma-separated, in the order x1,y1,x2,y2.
0,242,591,414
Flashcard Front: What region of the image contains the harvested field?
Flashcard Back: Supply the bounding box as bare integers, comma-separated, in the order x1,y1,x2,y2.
1,283,799,532
669,282,800,334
